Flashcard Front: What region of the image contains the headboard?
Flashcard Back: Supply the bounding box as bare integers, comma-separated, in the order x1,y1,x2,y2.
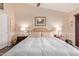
28,28,55,37
29,28,54,32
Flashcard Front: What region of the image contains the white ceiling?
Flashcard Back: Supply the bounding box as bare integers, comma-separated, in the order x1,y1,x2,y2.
27,3,79,13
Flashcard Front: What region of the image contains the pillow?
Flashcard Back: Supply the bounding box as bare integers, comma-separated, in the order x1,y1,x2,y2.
41,32,54,37
29,32,41,37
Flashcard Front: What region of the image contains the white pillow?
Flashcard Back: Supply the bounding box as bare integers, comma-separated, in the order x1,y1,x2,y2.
41,32,53,37
29,32,41,37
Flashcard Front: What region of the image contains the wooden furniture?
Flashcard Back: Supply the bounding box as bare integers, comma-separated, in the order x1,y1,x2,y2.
16,36,28,44
75,14,79,47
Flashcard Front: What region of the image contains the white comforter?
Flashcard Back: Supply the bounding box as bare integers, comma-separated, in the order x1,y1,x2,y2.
3,36,79,56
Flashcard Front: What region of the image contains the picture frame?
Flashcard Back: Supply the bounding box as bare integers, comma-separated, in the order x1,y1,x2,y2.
0,3,4,9
35,16,46,26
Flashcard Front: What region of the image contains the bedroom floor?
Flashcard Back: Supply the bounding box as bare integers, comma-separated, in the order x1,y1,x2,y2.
0,46,13,56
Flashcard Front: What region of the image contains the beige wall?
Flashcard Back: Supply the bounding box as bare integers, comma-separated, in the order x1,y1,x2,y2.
67,14,75,44
15,4,67,35
62,14,75,44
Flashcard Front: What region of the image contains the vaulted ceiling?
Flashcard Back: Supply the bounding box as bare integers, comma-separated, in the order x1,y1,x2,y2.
27,3,79,13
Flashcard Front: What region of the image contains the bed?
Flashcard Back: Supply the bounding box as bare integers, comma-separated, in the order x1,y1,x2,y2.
3,28,79,56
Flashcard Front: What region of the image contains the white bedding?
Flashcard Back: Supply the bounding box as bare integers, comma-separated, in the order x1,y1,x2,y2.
3,36,79,56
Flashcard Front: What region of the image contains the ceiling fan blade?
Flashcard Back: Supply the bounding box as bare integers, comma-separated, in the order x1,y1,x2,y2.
37,3,40,7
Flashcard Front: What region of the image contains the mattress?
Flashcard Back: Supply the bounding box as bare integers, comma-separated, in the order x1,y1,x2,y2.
3,36,79,56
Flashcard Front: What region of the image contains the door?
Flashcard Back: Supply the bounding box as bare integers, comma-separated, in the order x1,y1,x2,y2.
75,14,79,47
0,12,9,49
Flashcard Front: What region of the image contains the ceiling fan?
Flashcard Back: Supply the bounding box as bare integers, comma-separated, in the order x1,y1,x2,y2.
36,3,41,7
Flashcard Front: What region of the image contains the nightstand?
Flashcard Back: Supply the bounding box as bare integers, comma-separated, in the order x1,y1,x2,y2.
16,36,28,44
65,39,73,46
